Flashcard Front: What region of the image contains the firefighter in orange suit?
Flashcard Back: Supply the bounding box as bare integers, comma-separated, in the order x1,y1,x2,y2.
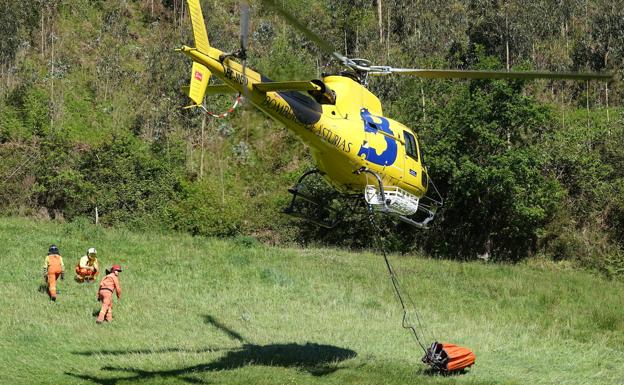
75,247,100,282
43,245,65,301
96,264,122,324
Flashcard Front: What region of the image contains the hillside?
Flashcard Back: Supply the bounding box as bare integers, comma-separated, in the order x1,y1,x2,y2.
1,1,624,270
1,217,623,385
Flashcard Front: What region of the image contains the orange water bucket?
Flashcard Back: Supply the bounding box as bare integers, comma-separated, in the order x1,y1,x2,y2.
422,341,476,372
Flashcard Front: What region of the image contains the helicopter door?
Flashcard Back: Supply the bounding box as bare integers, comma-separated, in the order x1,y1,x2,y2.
402,130,425,190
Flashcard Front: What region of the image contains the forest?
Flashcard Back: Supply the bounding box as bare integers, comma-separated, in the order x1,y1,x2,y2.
1,0,623,276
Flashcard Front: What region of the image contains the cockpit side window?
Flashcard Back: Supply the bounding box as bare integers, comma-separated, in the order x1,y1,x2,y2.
403,130,419,162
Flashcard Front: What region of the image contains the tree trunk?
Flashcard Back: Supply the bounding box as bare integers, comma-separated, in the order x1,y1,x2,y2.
386,5,390,62
604,51,610,124
377,0,384,44
50,33,55,131
586,81,590,130
505,3,510,70
420,83,426,121
355,26,359,57
605,82,610,127
41,10,45,57
564,20,569,56
199,108,207,179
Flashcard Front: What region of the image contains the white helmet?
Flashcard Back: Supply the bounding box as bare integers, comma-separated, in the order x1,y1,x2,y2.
87,247,97,255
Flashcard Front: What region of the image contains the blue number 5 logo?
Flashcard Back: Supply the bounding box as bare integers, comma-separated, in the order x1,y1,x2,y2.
357,108,397,166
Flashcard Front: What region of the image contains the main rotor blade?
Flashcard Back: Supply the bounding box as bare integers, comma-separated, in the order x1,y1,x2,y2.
240,0,250,102
380,68,613,81
240,0,250,51
260,0,347,64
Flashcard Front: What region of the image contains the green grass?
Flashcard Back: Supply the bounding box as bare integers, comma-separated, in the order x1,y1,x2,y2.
1,217,623,385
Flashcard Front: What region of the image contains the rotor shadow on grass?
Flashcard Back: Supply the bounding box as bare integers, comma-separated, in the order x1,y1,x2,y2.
203,314,247,342
66,342,357,384
73,346,226,356
72,314,251,357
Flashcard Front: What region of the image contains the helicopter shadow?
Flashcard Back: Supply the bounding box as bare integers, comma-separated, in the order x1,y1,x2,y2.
66,314,357,384
66,342,357,384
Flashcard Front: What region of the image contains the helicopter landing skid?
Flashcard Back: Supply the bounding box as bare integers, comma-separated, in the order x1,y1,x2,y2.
282,170,343,229
397,208,436,229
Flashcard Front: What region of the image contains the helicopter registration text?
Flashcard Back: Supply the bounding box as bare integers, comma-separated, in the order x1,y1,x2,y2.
224,67,248,86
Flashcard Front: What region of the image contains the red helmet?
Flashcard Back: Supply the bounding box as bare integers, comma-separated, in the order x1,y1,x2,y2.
111,264,122,272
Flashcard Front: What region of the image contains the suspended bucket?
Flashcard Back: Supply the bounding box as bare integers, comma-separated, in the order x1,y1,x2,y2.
422,341,476,372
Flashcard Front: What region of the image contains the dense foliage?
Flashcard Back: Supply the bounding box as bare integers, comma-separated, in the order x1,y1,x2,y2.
1,0,623,275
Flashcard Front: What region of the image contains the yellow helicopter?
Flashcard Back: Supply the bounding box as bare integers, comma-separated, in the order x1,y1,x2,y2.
178,0,612,228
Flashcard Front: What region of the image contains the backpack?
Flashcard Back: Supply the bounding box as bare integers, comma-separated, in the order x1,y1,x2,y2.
422,341,476,372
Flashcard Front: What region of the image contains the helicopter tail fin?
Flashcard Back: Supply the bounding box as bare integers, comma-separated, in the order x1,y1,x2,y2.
186,0,212,105
187,0,210,54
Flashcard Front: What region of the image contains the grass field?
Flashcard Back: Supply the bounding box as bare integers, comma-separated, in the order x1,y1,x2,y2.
1,216,623,385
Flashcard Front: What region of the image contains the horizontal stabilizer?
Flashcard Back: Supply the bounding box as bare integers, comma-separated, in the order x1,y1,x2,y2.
254,81,321,93
189,62,211,105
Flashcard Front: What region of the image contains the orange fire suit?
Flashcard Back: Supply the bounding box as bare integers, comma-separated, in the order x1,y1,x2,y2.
97,273,121,323
75,255,99,281
43,254,64,300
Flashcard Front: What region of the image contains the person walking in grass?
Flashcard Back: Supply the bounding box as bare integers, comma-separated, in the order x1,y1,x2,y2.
96,264,122,324
75,247,100,283
43,245,65,301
